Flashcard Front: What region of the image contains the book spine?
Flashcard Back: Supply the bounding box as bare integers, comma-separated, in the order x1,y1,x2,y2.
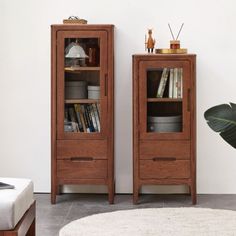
79,105,88,133
96,103,101,120
177,68,181,98
68,107,77,123
68,106,79,132
64,106,69,122
168,68,174,98
71,121,79,132
86,105,95,132
159,68,169,98
77,104,86,132
89,104,98,132
180,68,183,98
156,68,167,98
92,104,101,132
84,104,93,133
173,68,178,98
74,104,83,132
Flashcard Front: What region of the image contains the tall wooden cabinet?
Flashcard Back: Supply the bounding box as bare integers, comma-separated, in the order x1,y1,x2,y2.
51,24,114,204
133,54,196,204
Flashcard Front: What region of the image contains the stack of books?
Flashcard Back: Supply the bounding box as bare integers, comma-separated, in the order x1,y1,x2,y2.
64,103,100,133
156,67,183,98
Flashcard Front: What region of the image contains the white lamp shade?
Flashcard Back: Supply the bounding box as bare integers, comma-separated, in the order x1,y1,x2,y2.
65,42,88,58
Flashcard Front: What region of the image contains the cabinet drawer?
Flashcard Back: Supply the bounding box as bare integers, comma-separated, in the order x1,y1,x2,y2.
140,159,190,179
57,140,107,160
57,159,107,179
139,141,190,160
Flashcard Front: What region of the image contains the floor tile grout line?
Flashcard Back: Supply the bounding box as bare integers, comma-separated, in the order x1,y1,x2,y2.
61,201,74,226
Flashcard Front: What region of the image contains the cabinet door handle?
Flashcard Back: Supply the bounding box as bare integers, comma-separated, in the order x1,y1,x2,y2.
187,89,191,112
70,157,94,162
152,157,176,162
104,74,108,97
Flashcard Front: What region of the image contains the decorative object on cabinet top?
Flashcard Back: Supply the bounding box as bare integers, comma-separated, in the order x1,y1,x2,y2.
156,23,187,54
63,16,87,24
145,29,156,53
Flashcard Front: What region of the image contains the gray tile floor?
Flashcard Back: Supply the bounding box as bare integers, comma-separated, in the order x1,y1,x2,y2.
35,193,236,236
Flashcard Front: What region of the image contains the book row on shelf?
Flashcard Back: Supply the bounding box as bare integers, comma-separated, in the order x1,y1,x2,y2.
156,68,183,99
64,103,101,133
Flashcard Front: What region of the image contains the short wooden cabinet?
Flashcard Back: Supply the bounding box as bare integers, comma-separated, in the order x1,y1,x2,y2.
133,54,196,204
51,24,114,204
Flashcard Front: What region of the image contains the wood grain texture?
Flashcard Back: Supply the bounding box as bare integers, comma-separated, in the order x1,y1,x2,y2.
51,25,57,204
132,55,140,204
132,54,196,204
140,140,190,159
140,160,190,179
58,178,107,185
0,201,36,236
51,24,114,204
139,178,191,185
57,160,107,179
106,26,115,204
190,55,197,204
57,140,107,159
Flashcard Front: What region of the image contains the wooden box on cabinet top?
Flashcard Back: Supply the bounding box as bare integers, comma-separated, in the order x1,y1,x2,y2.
133,54,196,204
51,24,114,204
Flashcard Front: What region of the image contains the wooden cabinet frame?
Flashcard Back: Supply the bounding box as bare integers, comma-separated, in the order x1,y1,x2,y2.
133,54,196,204
51,24,114,204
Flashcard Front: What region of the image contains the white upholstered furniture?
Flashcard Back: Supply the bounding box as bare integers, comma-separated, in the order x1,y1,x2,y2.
0,178,35,236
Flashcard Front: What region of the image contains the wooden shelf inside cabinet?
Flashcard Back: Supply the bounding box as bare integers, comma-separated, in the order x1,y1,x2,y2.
65,99,100,104
147,98,182,102
65,67,100,72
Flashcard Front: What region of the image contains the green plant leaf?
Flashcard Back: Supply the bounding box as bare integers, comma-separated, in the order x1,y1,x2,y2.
204,103,236,148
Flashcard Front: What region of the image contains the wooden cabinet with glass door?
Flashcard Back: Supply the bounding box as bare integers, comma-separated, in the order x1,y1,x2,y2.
133,54,196,204
51,24,114,204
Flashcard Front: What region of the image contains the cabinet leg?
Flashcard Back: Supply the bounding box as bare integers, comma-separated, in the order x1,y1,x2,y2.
108,181,115,204
51,192,56,204
51,184,57,204
191,183,197,205
57,185,62,195
188,185,191,195
133,185,139,204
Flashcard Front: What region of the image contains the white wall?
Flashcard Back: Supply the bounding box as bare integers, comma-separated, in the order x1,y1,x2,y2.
1,0,236,194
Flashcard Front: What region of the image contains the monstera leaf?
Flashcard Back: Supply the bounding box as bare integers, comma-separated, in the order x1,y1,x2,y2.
204,103,236,149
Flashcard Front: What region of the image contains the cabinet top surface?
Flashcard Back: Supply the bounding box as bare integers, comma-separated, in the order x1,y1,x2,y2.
51,24,114,30
133,53,196,58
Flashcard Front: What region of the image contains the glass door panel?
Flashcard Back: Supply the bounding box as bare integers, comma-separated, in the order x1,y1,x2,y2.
57,31,107,139
146,68,183,133
64,37,100,133
139,61,190,140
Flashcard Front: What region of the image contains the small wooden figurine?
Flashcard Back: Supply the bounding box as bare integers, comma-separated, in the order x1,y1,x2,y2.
145,29,156,53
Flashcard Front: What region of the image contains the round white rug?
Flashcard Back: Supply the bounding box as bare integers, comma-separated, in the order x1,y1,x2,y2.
59,208,236,236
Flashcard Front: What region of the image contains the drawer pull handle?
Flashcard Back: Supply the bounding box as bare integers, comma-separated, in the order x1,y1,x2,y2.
152,157,176,161
70,157,94,162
